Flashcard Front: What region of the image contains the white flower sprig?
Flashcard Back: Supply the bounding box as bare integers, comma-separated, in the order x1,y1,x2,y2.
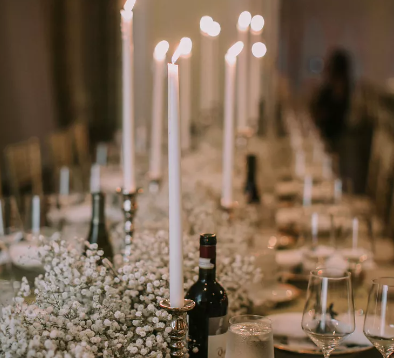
0,236,172,358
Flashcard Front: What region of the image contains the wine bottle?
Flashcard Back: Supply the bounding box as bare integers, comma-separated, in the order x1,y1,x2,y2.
186,233,228,358
86,192,114,260
244,154,260,203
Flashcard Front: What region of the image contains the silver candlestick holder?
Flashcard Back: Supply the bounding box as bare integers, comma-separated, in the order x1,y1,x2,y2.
159,299,195,357
119,189,139,259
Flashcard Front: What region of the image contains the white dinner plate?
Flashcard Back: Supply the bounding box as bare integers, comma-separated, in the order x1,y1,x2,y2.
268,312,372,355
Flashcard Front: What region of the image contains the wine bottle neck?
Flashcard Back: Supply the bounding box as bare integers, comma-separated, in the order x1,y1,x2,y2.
199,267,216,281
91,192,106,225
199,244,216,281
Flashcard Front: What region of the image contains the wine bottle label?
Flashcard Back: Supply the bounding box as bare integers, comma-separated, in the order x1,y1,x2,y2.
208,316,228,358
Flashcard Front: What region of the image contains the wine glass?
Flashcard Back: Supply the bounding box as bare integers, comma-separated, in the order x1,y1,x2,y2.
302,268,355,357
364,277,394,358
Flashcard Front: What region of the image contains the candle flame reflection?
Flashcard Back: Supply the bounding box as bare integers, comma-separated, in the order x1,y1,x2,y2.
252,42,267,58
251,15,265,33
154,40,170,61
238,11,252,30
172,38,193,63
208,21,221,37
200,16,213,33
226,41,244,59
123,0,136,12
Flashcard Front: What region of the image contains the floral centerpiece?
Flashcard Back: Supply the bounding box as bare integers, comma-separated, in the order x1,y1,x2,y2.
0,229,259,358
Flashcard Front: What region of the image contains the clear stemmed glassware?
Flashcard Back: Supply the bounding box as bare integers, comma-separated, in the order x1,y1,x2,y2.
364,277,394,358
226,315,274,358
302,268,355,357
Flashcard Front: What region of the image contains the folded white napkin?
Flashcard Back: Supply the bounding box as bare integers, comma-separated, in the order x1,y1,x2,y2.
276,250,303,269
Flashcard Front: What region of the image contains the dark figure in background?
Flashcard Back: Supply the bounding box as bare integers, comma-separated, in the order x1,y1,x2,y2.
311,49,352,151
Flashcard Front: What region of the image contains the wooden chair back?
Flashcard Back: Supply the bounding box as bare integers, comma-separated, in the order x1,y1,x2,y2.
48,130,73,169
4,138,43,200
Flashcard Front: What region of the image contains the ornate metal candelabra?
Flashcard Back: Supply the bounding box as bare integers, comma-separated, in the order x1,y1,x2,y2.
159,299,195,357
120,190,138,259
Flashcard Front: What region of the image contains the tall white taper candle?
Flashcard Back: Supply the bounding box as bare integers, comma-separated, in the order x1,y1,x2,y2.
199,18,221,115
90,164,101,193
249,42,267,127
222,42,244,208
168,61,184,308
236,11,252,133
200,17,214,114
248,15,265,125
121,0,136,193
180,38,193,151
149,41,169,180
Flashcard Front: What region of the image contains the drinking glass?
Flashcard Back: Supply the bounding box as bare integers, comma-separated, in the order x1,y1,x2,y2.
364,277,394,358
302,268,355,357
226,315,274,358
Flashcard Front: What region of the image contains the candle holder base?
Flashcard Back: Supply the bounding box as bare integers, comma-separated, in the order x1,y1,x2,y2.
219,200,238,222
159,299,196,357
149,178,161,194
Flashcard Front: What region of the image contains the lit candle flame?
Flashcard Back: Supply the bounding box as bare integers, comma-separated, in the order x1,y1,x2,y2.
226,41,244,58
154,40,170,61
251,15,265,33
172,38,193,63
251,42,267,58
180,37,192,56
200,16,213,33
124,0,136,12
208,21,221,37
238,11,252,30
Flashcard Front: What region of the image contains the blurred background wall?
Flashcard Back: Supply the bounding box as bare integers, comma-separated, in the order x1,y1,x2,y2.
0,0,392,155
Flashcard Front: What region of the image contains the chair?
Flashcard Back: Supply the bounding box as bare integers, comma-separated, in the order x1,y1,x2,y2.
48,130,73,169
69,122,90,191
70,121,90,167
374,132,394,221
366,129,384,198
4,137,43,208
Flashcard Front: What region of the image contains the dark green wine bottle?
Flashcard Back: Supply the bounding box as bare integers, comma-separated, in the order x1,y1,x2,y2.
186,234,228,358
86,192,114,260
244,154,260,204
